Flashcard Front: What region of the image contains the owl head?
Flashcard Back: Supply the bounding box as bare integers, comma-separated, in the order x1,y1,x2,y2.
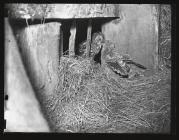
90,32,105,56
92,32,105,46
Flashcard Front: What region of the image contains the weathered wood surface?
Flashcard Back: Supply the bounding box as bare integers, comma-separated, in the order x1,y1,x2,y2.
69,20,76,56
86,19,92,57
6,4,119,19
158,5,171,68
102,4,159,72
24,22,60,95
8,19,61,96
5,18,50,132
60,28,63,57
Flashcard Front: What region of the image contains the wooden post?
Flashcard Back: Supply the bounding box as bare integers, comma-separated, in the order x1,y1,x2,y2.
154,4,160,72
69,20,76,57
60,28,63,57
158,4,162,68
86,19,92,57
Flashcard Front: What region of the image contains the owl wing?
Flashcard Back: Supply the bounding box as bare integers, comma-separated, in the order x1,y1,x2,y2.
106,60,129,78
123,59,147,70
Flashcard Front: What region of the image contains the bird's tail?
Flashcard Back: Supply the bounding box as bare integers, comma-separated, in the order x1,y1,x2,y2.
123,60,147,70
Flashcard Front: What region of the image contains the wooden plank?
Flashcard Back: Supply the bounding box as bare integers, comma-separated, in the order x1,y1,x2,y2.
102,4,159,72
6,4,119,19
86,19,92,57
69,20,76,57
153,4,159,71
9,21,61,95
60,28,63,57
5,18,50,132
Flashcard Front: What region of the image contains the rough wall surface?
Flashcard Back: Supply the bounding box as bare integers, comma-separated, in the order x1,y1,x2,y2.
6,4,119,19
158,5,171,68
4,18,50,132
102,4,159,72
13,21,61,96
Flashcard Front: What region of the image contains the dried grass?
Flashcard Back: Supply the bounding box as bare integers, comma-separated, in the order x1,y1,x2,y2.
42,56,171,133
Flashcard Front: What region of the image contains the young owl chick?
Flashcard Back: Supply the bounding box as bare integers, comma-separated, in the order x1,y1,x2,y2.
78,32,104,60
90,32,105,57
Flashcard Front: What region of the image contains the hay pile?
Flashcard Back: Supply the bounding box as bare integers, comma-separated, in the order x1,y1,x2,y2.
42,56,171,133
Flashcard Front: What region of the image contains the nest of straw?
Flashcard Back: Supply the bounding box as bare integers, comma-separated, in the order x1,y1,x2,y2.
42,56,171,133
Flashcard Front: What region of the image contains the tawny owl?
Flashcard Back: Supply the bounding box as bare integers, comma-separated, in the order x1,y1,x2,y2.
78,32,104,59
101,39,147,78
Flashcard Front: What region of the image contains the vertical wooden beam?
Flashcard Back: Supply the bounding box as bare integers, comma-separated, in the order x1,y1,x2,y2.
154,4,160,71
60,28,63,57
69,20,76,57
158,4,162,67
86,19,92,57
